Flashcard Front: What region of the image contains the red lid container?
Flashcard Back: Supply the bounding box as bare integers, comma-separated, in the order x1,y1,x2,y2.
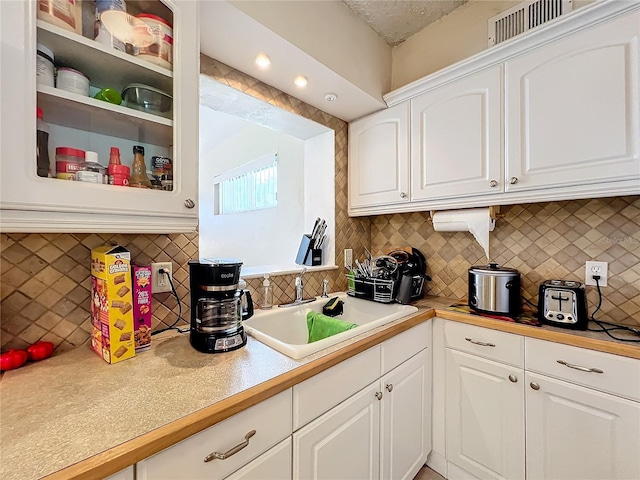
56,147,86,159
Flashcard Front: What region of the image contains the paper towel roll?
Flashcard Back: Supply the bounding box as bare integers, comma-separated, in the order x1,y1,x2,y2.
432,208,495,260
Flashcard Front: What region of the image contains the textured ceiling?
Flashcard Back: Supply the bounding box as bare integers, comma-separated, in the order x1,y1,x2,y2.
343,0,470,46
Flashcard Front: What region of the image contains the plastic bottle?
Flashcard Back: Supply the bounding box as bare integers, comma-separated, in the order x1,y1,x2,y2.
36,107,50,177
108,147,121,166
260,273,273,310
129,145,152,188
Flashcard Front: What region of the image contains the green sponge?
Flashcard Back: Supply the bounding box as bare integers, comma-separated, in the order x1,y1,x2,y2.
322,296,344,317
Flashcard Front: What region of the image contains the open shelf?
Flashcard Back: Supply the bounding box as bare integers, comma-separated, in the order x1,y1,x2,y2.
37,20,173,94
38,85,172,146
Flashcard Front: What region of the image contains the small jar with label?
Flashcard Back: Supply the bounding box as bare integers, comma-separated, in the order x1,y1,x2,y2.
76,151,107,184
56,147,85,180
36,44,55,88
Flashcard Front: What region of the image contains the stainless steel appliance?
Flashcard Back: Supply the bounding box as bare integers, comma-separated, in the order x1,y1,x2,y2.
468,263,521,316
189,259,253,353
538,280,588,329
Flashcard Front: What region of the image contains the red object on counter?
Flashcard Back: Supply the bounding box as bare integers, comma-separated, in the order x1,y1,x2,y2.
0,349,28,371
26,341,54,362
109,164,130,186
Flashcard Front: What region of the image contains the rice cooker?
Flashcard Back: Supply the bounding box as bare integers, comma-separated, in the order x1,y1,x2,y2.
468,263,521,316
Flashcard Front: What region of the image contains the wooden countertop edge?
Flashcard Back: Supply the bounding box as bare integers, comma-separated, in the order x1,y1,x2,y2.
435,309,640,360
42,310,435,480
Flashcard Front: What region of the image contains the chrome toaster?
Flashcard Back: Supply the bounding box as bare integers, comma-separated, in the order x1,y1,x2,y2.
538,280,589,330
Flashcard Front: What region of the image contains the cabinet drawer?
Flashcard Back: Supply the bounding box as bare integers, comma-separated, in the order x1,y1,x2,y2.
526,338,640,401
293,345,380,430
444,321,524,367
224,437,292,480
137,389,292,480
381,321,431,374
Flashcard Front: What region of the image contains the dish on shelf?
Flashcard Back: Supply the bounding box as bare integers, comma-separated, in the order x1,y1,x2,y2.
122,83,172,118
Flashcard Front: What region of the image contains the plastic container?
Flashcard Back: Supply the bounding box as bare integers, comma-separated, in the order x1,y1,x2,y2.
94,88,122,105
134,13,173,70
56,147,86,180
77,152,107,184
56,67,90,96
260,273,273,310
95,0,127,51
37,0,80,34
36,44,55,88
129,145,151,188
109,164,130,186
36,108,51,177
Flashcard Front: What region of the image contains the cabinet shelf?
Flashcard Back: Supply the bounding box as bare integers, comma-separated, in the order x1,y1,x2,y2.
37,19,173,94
37,85,172,146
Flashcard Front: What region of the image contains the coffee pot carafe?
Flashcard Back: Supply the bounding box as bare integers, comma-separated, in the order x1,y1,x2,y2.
188,259,253,353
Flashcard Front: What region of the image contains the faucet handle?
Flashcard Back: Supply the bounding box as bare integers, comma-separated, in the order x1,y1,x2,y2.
321,279,329,298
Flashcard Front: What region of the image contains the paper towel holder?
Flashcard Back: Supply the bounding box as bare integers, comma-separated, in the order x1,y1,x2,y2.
428,206,504,223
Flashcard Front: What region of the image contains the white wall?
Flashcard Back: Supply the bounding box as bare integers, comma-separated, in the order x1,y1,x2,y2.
199,109,306,267
391,0,595,90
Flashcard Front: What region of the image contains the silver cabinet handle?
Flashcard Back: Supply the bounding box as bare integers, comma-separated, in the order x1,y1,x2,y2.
530,382,540,390
375,392,383,400
489,180,498,188
204,430,256,462
184,198,196,209
556,360,603,374
465,337,496,347
509,176,519,184
400,192,407,199
509,375,518,383
386,384,393,392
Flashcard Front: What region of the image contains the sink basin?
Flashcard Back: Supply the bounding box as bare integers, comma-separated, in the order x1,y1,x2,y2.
243,292,418,359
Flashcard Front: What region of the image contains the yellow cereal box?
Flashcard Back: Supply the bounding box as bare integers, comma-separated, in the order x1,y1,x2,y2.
90,246,135,364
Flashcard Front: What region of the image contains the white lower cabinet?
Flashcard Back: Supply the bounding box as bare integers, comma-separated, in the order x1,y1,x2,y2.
433,318,640,480
525,372,640,480
294,348,431,480
224,437,292,480
445,349,524,480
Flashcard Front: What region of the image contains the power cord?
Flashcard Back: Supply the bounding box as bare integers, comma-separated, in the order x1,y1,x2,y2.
151,268,188,336
587,276,640,342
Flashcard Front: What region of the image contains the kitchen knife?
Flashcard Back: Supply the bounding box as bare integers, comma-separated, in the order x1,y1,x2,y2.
310,217,321,242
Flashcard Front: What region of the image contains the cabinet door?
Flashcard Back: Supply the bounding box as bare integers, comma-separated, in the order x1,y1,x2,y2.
225,437,292,480
526,372,640,480
411,65,503,201
294,383,381,480
348,103,410,211
381,349,431,480
445,349,525,480
0,0,198,233
505,10,640,193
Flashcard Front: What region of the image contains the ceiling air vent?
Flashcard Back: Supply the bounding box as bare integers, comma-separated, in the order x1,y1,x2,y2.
488,0,573,46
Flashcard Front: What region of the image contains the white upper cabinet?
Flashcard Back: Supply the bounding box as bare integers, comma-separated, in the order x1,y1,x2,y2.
348,103,410,211
505,9,640,194
0,0,199,233
349,2,640,217
411,65,503,201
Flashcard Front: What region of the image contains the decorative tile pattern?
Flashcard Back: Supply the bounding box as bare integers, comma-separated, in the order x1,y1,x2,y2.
1,233,197,353
371,196,640,327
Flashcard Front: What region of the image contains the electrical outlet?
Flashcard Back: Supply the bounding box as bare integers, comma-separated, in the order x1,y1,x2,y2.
344,249,353,269
585,261,608,287
151,262,173,293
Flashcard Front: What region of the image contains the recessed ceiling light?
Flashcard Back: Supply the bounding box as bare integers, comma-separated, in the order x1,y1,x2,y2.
255,54,271,69
324,93,338,102
294,75,308,88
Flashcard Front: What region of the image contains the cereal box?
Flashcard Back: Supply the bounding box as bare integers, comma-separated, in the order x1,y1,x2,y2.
90,245,135,364
132,265,152,352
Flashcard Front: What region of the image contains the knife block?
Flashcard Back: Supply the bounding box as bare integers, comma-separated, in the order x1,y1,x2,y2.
295,234,322,266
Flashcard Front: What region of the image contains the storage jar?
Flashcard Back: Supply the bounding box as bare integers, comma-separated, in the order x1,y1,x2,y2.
36,44,55,88
135,14,173,70
56,67,90,96
37,0,80,34
56,147,86,180
95,0,127,51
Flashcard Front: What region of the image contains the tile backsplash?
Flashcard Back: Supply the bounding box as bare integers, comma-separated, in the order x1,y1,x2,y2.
371,196,640,327
1,56,639,353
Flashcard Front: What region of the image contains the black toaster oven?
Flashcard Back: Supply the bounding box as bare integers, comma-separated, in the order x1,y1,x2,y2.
538,280,589,329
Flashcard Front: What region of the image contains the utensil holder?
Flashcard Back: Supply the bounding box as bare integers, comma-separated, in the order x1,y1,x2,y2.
295,234,322,266
346,274,396,303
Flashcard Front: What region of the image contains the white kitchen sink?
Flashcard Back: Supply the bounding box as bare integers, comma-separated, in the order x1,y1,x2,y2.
243,292,418,359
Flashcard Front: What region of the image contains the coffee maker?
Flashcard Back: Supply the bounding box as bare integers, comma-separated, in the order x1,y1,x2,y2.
189,259,253,353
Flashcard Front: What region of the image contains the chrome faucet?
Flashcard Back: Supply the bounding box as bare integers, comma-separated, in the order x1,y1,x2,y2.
279,267,314,307
295,267,307,302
